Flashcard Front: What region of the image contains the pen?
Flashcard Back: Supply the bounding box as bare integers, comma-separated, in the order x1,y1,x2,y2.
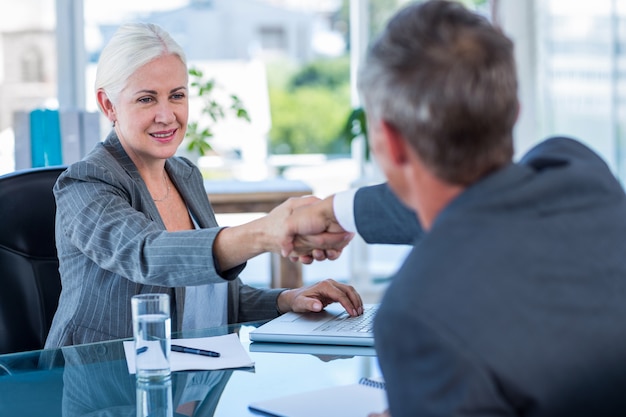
171,344,221,357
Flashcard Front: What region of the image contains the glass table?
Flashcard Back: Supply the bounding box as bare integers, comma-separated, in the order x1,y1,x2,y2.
0,322,381,416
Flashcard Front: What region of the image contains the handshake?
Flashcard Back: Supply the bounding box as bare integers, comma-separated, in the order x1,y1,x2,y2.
268,194,355,264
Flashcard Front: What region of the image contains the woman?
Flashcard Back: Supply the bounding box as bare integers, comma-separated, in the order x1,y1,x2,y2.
45,22,360,348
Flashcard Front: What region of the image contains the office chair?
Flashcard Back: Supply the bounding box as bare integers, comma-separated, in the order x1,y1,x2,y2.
0,166,66,355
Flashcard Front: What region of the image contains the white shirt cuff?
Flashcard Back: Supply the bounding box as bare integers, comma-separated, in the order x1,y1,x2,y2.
333,188,359,234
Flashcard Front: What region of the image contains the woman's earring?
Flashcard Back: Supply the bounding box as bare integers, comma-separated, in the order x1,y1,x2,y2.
112,120,116,127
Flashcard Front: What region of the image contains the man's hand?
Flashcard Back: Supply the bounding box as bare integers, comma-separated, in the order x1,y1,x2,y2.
276,278,364,317
289,231,354,264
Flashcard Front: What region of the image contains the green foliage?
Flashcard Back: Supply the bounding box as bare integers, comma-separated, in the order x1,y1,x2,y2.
268,57,351,155
289,56,351,90
269,85,351,154
268,0,492,156
338,107,369,159
185,67,251,156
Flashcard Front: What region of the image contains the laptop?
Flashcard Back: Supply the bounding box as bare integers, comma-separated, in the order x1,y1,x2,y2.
249,303,379,347
248,341,377,357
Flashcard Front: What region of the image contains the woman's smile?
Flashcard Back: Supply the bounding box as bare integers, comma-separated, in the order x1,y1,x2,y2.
150,128,178,143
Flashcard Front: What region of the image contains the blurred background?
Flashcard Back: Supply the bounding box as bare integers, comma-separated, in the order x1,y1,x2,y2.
2,0,625,297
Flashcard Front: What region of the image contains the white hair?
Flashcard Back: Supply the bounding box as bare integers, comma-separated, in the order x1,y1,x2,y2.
94,22,187,111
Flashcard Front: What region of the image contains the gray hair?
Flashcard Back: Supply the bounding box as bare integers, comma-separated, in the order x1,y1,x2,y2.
358,0,517,185
95,22,187,110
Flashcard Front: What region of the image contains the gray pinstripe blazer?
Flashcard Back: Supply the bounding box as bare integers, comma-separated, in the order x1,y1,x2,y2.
45,132,283,348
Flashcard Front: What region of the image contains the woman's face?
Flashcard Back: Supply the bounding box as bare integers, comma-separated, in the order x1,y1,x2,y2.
108,54,189,167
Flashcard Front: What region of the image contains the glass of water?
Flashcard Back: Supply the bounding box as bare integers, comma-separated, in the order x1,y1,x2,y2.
131,293,171,380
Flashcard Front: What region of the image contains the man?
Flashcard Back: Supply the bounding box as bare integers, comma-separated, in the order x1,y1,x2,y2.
284,1,626,416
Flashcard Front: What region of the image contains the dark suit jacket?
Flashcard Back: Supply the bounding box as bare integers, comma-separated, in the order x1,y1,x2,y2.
46,132,283,348
357,137,626,416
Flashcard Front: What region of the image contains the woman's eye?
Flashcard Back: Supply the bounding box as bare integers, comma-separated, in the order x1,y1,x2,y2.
138,97,153,104
172,93,186,100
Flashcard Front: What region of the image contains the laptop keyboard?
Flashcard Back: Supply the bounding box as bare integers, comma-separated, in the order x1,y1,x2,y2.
315,306,378,333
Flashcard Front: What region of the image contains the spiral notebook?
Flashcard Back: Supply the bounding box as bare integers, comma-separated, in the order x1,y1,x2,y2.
248,377,387,417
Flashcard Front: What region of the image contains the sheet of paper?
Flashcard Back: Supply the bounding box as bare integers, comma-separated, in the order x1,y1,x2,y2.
123,333,254,374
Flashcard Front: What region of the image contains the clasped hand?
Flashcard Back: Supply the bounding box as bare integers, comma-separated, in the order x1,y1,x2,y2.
266,195,362,316
276,195,352,264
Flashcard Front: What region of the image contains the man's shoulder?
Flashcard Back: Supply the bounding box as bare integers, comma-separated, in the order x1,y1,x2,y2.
521,136,610,170
520,136,625,204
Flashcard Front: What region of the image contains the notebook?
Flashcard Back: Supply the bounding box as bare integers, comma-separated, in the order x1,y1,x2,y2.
248,303,378,347
248,376,387,417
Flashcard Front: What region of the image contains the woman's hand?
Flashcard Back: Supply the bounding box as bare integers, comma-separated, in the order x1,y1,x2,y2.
276,278,364,317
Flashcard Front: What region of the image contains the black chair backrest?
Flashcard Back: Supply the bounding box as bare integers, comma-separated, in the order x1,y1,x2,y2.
0,166,66,354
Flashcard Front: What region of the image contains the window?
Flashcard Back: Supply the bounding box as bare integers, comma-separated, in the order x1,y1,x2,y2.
529,0,626,181
0,0,57,174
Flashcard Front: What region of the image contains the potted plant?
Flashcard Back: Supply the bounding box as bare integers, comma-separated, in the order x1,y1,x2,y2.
338,106,369,160
185,67,251,156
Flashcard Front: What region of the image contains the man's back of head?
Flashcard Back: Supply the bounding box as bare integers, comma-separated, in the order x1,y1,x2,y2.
358,0,519,185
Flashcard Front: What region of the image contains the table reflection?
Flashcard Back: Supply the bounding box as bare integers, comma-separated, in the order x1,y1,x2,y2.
0,323,381,417
137,376,172,417
61,342,232,417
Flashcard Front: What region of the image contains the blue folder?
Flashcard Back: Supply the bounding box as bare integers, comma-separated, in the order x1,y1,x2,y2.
30,109,62,167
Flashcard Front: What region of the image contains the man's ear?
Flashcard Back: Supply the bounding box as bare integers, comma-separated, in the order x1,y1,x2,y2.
380,121,410,166
96,89,116,124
